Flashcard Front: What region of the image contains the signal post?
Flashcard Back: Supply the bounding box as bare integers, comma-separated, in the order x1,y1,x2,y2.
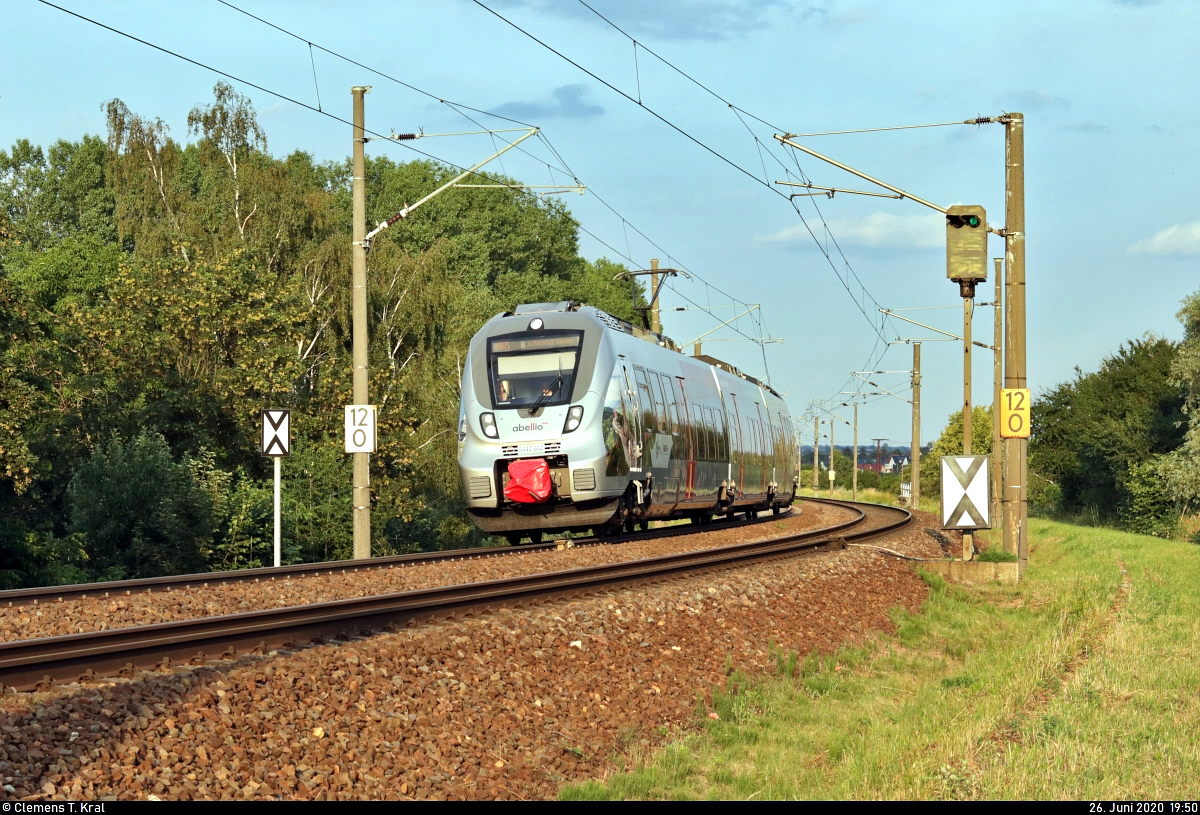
946,205,987,560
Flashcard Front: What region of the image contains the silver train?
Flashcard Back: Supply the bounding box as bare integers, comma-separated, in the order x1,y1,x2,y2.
457,302,800,544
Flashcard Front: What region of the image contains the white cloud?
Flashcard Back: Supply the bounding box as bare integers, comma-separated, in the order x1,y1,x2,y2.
1127,221,1200,255
761,211,943,249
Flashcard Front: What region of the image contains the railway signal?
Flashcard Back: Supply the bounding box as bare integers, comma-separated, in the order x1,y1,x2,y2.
946,205,988,294
260,409,290,568
778,115,1027,569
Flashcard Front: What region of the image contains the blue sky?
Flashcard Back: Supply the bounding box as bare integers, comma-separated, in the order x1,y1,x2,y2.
4,0,1198,445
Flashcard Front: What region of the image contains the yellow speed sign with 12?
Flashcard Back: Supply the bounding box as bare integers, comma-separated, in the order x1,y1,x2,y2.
1000,388,1031,439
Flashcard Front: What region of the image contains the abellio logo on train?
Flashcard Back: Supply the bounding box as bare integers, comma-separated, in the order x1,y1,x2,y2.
511,421,548,432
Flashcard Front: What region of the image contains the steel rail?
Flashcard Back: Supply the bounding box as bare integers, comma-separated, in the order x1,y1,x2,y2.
0,501,908,691
0,506,797,609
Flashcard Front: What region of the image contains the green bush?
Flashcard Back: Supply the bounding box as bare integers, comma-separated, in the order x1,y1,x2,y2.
976,547,1018,562
1119,459,1178,538
69,430,213,579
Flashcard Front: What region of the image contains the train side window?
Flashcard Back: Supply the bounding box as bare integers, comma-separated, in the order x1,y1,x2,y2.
708,407,724,459
691,400,700,458
662,375,682,434
702,407,712,459
650,374,670,434
635,367,656,434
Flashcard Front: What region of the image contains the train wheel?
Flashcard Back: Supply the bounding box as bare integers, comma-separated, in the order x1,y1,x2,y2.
772,504,782,516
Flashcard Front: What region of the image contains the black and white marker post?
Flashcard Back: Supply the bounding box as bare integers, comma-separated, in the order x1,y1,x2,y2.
261,409,291,567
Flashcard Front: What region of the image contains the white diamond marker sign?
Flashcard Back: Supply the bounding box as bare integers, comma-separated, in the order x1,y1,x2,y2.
940,455,990,529
261,409,290,457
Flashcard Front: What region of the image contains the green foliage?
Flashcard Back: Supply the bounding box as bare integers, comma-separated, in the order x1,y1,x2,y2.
1030,336,1184,521
1157,288,1200,518
1119,459,1178,537
919,405,993,497
0,83,640,585
975,547,1018,562
68,431,212,579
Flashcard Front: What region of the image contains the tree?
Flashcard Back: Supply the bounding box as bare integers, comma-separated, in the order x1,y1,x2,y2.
1157,288,1200,520
0,83,644,585
919,406,993,498
1030,336,1185,521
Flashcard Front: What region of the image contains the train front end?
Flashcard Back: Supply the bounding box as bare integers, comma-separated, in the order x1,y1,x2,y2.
457,303,621,543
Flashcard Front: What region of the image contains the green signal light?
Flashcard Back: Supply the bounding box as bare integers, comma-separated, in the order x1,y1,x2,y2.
947,213,983,228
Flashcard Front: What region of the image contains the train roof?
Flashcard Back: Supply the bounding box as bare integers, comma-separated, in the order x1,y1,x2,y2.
503,301,782,399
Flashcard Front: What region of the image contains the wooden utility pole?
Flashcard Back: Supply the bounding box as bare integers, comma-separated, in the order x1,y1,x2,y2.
812,416,819,497
992,258,1003,534
1002,113,1027,565
649,259,662,334
852,402,859,501
829,419,835,498
911,343,921,511
351,86,371,560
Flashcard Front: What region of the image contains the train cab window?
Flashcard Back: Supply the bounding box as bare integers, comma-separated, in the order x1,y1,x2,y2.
488,330,583,409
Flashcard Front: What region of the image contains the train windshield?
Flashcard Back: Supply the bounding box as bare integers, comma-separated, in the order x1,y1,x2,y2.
488,330,584,408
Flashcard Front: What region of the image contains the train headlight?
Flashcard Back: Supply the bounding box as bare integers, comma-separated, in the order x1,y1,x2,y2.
480,412,498,439
563,405,584,433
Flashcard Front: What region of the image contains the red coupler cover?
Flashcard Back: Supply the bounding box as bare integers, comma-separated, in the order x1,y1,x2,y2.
504,458,552,504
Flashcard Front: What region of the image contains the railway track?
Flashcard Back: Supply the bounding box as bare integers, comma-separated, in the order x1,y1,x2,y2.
0,499,908,691
0,506,796,609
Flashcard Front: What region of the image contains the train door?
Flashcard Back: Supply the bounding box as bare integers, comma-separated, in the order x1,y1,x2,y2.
755,403,770,493
728,393,744,497
652,373,680,510
747,415,762,495
621,364,642,472
633,367,657,471
675,378,695,500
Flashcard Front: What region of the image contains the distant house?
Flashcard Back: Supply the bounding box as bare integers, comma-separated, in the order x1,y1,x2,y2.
859,455,909,474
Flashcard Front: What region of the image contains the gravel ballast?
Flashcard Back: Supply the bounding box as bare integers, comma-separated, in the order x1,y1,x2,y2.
0,505,939,801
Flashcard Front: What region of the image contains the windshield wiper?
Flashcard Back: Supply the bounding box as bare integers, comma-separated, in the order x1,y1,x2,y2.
529,375,562,413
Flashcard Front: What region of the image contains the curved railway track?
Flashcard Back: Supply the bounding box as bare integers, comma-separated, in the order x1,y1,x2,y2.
0,499,908,691
0,507,797,609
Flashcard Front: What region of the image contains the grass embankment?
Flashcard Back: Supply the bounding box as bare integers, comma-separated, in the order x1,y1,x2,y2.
563,518,1200,799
